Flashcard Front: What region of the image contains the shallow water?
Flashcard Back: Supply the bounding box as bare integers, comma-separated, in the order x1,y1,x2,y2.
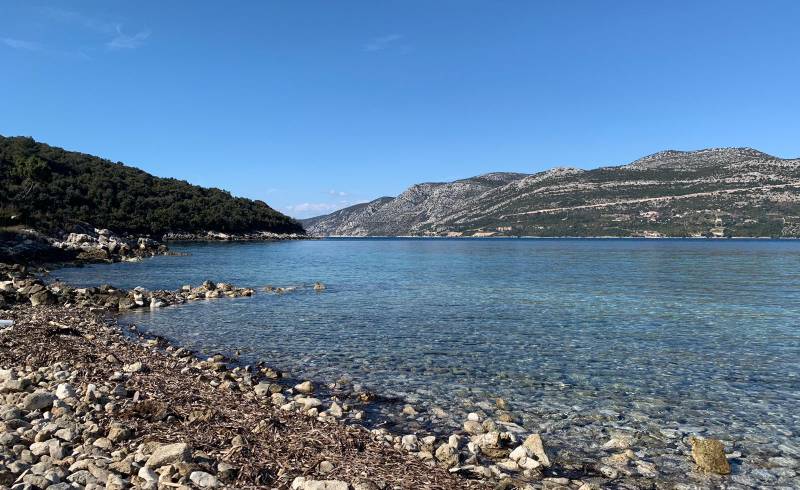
54,238,800,486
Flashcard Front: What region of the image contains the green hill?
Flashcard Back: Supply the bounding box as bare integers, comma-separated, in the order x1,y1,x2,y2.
0,136,304,236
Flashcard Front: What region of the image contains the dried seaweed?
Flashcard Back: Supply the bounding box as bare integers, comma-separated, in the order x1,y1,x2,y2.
0,304,489,489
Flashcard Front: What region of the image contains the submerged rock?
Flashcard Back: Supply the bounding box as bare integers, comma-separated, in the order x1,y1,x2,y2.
690,438,731,474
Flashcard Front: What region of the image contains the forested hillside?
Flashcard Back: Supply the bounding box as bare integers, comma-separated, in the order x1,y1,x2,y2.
0,136,304,236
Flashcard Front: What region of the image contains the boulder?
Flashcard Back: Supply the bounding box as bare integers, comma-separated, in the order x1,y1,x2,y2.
523,433,551,467
690,438,731,474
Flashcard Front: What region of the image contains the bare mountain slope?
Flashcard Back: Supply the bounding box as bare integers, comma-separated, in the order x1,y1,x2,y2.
303,148,800,238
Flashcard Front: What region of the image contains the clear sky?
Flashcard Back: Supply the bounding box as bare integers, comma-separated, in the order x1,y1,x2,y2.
2,1,799,218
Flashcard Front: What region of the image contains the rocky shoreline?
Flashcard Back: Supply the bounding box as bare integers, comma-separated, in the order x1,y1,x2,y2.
161,232,309,242
1,266,750,489
0,228,169,267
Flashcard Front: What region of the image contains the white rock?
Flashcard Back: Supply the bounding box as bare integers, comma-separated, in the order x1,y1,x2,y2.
401,434,419,451
138,467,157,482
298,397,322,411
518,456,542,470
294,381,314,393
326,402,343,418
122,362,143,373
291,477,349,490
421,435,437,447
189,471,219,488
317,460,334,474
523,433,551,467
0,368,16,383
55,383,76,400
509,444,531,461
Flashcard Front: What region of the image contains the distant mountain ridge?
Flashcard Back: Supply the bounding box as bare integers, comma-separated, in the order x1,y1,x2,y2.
303,147,800,238
0,135,304,236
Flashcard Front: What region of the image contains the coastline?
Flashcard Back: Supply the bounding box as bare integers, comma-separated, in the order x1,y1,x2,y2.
1,303,484,489
313,235,788,240
161,231,312,242
0,260,750,489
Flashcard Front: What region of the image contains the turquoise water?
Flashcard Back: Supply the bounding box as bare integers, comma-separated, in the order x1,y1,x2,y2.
53,238,800,486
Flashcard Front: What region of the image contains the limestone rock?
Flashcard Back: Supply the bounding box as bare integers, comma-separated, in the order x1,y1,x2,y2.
291,477,350,490
691,438,731,474
523,433,551,467
190,471,219,488
435,442,460,467
145,442,192,468
294,381,314,394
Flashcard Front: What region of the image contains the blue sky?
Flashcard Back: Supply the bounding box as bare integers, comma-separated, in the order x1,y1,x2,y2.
2,1,799,218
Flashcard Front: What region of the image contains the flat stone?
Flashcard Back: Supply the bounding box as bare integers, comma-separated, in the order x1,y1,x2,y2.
190,471,219,488
145,442,192,468
291,477,349,490
22,391,56,411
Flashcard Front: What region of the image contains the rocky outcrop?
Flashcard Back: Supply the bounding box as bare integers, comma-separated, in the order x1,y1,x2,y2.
303,147,800,237
0,265,254,311
0,227,168,265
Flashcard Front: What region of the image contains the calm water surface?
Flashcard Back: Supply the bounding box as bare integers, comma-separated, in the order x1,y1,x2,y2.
54,239,800,486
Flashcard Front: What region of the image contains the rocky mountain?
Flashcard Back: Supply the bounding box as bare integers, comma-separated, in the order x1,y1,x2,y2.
303,148,800,238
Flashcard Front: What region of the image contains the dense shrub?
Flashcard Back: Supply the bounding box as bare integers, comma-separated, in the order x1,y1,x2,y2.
0,136,304,236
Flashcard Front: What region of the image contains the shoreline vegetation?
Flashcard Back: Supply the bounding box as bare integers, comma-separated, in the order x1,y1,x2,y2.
1,255,740,490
